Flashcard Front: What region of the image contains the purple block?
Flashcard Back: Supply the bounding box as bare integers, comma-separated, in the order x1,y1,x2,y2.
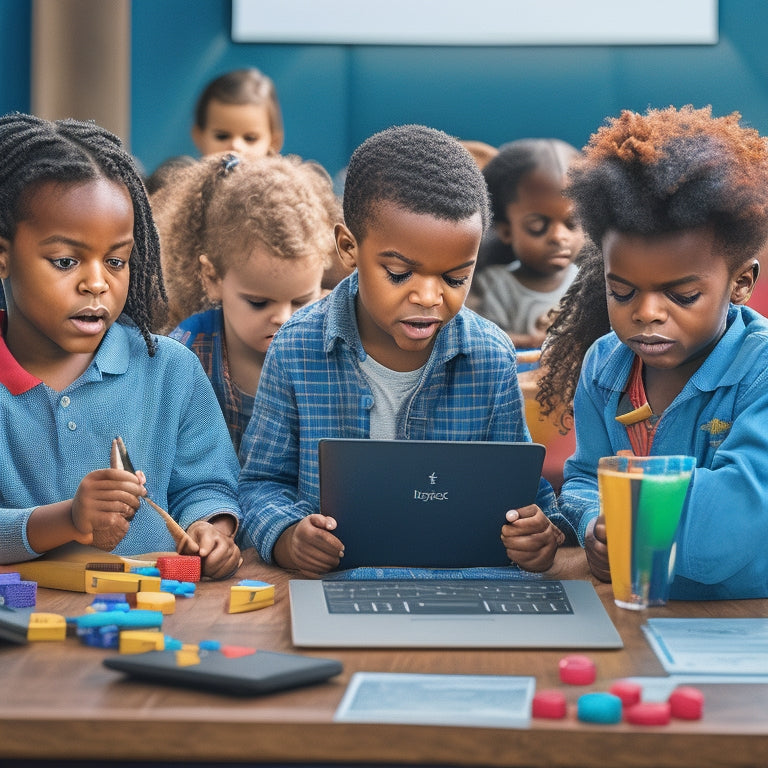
0,572,21,584
0,580,37,608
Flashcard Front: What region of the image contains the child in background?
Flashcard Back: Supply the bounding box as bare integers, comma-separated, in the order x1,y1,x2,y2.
153,152,340,454
191,68,283,159
468,139,585,350
238,124,571,577
548,105,768,599
0,113,241,577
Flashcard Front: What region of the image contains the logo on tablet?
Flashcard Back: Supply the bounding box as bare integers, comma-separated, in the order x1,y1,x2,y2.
414,472,448,501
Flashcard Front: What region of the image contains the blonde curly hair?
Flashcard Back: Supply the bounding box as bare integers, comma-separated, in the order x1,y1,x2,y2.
150,152,342,331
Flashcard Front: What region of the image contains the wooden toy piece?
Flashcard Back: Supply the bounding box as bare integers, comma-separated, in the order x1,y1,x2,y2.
228,580,275,614
85,571,161,594
27,613,67,642
175,647,201,666
119,630,165,654
0,576,37,608
7,541,158,592
135,591,176,615
156,555,201,583
160,580,196,597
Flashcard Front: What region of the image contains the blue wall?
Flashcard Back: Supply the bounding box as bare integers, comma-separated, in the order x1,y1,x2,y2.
0,1,31,115
131,0,768,180
2,1,768,183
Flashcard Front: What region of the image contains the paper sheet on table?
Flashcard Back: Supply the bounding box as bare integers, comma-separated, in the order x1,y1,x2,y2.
334,672,535,728
643,618,768,676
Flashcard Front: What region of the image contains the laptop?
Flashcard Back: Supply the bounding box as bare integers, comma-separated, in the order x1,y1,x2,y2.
290,578,622,649
288,439,623,649
318,438,546,569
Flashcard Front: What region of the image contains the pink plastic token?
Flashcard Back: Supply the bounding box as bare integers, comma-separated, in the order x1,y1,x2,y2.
669,687,704,720
624,701,671,726
609,680,642,707
559,654,596,685
532,690,568,719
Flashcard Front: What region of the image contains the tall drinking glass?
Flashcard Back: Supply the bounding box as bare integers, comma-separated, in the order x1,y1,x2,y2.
597,455,695,610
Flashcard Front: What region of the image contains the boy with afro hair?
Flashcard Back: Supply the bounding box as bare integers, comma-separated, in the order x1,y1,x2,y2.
542,105,768,599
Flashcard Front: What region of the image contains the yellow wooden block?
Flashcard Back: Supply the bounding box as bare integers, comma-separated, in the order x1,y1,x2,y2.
228,582,275,614
175,648,200,666
135,591,175,614
9,542,159,592
119,630,165,654
27,613,67,642
85,571,161,594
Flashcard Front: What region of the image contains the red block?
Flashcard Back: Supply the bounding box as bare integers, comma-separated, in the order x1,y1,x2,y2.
156,556,201,583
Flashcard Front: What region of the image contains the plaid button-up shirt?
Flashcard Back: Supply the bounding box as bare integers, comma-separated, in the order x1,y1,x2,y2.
238,272,567,563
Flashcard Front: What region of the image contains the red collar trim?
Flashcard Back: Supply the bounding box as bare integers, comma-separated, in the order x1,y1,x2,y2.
0,311,43,395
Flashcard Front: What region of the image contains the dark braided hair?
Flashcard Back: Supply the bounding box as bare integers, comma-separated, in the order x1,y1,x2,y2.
0,112,166,355
537,105,768,426
342,124,490,242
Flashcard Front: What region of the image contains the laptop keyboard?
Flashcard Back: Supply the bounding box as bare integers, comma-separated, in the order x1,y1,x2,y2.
322,579,573,615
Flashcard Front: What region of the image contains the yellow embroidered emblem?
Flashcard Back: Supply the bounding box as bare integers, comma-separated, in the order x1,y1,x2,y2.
700,418,731,435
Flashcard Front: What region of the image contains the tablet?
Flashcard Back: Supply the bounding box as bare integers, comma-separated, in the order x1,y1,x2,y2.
103,647,343,695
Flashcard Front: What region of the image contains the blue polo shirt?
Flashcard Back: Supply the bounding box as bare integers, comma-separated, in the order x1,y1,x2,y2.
559,304,768,599
0,315,241,563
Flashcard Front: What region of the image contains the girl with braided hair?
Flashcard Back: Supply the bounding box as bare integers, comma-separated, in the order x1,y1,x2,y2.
548,105,768,599
0,114,241,577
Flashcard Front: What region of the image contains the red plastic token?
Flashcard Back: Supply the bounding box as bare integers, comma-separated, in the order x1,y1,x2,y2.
559,654,597,685
669,686,704,720
532,690,568,719
609,680,642,707
624,701,671,726
220,645,257,658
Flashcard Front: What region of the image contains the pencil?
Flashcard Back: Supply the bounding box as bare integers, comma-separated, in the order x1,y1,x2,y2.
114,437,199,554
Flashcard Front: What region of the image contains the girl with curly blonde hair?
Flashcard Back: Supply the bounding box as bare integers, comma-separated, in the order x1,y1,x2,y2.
152,152,342,454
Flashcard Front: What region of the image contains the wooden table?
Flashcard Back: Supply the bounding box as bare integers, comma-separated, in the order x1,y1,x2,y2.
1,547,767,767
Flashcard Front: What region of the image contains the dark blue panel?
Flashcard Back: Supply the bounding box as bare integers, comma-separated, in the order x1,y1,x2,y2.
129,0,768,180
0,2,31,115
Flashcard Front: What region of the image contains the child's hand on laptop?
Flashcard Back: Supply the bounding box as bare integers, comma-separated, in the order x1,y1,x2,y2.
584,515,611,582
501,505,565,572
273,514,345,577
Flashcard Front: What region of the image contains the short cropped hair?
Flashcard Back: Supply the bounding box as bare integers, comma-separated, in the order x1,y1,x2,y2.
342,124,490,241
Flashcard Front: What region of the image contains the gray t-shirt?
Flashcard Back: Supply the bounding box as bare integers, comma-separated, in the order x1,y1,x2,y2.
359,354,425,439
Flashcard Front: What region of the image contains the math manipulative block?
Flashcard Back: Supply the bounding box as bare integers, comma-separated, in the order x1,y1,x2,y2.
228,580,275,614
0,575,37,608
136,591,176,615
156,555,201,583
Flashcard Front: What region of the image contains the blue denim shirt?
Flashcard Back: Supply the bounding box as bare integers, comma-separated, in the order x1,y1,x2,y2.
238,272,567,563
0,318,241,563
559,304,768,599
